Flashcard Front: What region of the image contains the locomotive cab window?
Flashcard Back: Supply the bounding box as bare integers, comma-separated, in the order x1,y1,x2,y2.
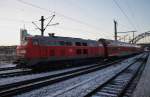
22,37,29,45
32,39,39,45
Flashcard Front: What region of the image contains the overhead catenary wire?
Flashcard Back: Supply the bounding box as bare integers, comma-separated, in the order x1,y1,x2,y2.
16,0,102,31
0,17,31,23
119,23,132,30
124,0,142,33
113,0,138,32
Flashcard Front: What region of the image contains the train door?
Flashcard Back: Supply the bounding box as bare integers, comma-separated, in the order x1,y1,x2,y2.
31,39,41,58
99,39,108,58
39,40,48,58
40,46,48,57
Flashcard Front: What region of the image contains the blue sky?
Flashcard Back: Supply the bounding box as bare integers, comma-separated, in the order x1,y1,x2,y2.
0,0,150,45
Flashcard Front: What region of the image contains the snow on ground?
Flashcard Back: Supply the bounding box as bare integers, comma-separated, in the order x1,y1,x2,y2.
0,64,96,86
46,59,142,97
0,63,16,68
14,54,143,97
0,68,30,74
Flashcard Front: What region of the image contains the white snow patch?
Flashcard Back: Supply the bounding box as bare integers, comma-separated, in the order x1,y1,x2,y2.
0,64,96,86
0,63,16,68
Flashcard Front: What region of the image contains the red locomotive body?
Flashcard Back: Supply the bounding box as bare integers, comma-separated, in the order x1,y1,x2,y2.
16,35,105,68
16,30,142,69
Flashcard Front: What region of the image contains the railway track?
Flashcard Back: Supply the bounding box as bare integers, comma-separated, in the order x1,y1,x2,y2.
0,66,17,71
0,54,136,79
42,53,146,97
0,58,117,79
0,68,32,78
0,56,128,97
84,53,148,97
123,55,148,97
0,57,119,78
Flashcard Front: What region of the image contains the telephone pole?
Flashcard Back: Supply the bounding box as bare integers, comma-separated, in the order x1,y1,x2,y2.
114,20,117,41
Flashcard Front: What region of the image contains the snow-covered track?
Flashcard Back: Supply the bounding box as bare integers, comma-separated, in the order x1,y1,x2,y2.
84,53,148,97
0,68,32,78
0,57,124,97
39,53,144,97
0,67,17,71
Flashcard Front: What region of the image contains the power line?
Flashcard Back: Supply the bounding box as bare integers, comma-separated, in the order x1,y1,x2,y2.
0,17,31,23
125,1,135,20
17,0,50,12
119,23,133,30
124,0,142,33
16,0,101,31
113,0,137,31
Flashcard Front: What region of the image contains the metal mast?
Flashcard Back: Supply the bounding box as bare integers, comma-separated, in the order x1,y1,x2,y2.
32,15,58,36
114,20,118,41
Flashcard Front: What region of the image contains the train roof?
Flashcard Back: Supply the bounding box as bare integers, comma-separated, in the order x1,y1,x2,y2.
28,35,140,48
31,35,97,43
28,35,101,46
99,38,141,48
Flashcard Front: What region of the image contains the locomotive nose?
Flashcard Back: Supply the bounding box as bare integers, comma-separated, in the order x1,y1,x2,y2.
16,46,26,58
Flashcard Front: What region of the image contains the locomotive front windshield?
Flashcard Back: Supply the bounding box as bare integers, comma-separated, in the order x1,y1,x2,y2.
22,37,29,45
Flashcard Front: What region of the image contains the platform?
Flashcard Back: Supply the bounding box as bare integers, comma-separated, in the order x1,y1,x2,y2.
132,52,150,97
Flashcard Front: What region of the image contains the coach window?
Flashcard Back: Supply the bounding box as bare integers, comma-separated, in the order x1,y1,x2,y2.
75,42,81,46
76,49,82,55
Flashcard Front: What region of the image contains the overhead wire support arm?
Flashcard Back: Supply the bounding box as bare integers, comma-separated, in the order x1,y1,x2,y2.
44,14,55,31
31,14,59,36
32,22,41,30
48,23,59,26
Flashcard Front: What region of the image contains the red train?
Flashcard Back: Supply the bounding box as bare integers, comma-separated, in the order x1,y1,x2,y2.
16,29,142,69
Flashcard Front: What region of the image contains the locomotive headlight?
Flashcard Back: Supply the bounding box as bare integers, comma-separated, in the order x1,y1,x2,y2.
20,49,26,54
16,46,26,58
17,49,26,57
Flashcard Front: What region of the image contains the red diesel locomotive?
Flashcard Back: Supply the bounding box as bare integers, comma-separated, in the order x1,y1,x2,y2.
16,29,142,69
